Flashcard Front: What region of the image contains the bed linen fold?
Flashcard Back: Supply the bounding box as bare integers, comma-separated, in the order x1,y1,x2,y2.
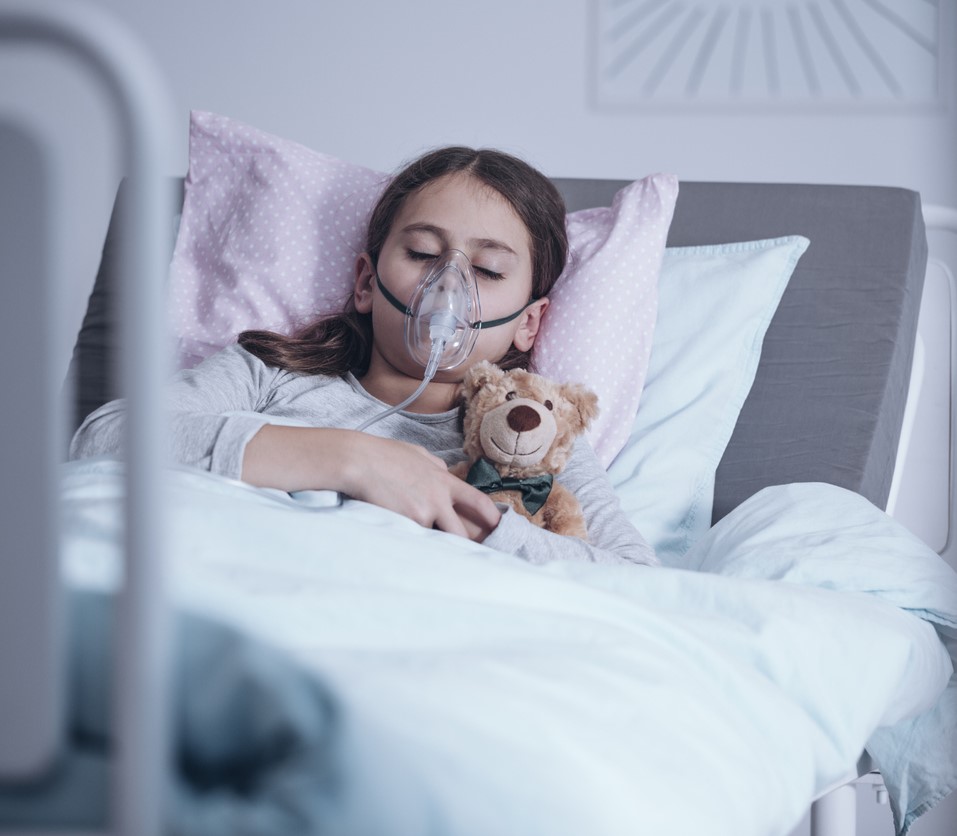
682,481,957,835
58,458,957,836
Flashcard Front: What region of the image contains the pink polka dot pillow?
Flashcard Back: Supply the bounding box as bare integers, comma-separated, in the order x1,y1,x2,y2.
533,174,677,466
167,111,678,466
168,111,388,370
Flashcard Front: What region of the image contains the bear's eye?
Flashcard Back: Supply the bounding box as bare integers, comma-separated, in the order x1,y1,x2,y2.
505,391,517,401
544,399,553,411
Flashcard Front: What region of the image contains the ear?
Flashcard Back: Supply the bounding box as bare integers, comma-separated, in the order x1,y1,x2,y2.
561,383,599,433
511,297,550,353
463,360,502,400
354,253,376,314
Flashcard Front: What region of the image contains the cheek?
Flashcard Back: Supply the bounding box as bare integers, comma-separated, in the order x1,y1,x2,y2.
475,280,533,339
371,298,409,348
377,248,424,300
482,275,533,312
473,325,522,361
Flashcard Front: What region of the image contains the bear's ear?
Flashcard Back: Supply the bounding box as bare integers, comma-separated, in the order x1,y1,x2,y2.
561,383,600,433
462,361,503,401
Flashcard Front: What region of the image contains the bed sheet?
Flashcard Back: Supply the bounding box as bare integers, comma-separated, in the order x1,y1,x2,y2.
61,459,957,836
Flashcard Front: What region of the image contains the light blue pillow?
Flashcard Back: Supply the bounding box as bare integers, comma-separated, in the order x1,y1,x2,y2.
607,235,809,566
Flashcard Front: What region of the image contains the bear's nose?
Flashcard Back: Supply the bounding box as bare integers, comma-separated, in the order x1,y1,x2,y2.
507,404,541,433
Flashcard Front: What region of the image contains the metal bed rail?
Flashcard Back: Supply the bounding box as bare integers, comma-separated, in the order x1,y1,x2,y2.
920,204,957,570
0,1,175,833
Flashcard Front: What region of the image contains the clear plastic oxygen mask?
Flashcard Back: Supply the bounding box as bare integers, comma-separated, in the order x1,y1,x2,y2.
356,248,531,431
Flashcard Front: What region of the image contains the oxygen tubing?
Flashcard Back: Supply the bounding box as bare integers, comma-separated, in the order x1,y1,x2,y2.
354,337,447,432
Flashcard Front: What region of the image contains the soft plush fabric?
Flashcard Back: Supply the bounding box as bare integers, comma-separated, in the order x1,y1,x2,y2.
167,111,676,466
450,361,600,539
606,235,809,566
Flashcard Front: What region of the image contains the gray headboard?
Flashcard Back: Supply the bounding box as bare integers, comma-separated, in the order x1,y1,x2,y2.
68,178,927,523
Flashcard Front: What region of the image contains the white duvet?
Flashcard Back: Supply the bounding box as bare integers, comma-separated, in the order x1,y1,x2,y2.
62,459,957,836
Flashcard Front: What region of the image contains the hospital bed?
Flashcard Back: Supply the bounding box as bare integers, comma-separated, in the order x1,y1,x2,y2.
1,3,956,836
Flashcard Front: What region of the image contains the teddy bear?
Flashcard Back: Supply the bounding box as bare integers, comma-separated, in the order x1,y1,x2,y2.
449,360,599,540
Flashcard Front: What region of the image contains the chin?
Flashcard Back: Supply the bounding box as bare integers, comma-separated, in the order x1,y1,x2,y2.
429,367,469,385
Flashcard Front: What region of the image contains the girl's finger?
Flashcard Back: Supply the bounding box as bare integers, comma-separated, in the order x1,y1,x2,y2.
433,507,470,539
453,482,501,528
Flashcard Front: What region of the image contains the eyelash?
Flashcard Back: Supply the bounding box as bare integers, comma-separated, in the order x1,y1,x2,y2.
406,249,504,281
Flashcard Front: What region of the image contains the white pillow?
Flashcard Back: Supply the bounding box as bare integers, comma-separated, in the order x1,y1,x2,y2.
607,235,809,566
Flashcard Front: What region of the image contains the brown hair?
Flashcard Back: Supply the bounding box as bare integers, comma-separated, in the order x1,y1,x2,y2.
238,146,568,376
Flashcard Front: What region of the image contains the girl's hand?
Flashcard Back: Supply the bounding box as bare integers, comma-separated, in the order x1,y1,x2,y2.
340,432,501,542
242,425,501,542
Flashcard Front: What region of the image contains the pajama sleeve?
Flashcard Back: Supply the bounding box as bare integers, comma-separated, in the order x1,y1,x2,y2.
69,344,276,480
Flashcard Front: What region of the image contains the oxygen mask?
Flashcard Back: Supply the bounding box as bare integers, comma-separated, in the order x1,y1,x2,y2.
376,248,533,373
358,249,531,432
402,249,481,371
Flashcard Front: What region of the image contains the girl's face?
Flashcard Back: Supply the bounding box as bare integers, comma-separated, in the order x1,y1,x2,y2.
355,172,545,383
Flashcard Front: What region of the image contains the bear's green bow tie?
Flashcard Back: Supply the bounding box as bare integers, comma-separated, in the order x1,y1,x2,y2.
465,458,553,516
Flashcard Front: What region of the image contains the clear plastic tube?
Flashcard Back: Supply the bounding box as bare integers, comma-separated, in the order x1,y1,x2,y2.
355,337,446,432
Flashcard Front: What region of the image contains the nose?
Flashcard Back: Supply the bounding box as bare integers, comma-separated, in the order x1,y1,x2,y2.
507,404,541,433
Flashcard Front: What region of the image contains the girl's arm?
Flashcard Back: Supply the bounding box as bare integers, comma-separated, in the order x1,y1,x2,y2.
480,437,659,567
70,344,279,476
71,343,501,542
243,424,501,541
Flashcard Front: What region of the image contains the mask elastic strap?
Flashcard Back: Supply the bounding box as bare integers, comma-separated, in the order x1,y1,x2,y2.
472,299,536,330
375,273,413,316
376,274,534,330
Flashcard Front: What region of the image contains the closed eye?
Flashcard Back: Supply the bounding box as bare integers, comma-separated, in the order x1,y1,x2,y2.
407,249,439,263
407,249,504,280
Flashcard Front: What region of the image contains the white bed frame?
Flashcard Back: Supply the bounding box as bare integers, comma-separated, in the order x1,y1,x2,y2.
0,2,175,834
810,202,957,836
0,4,954,836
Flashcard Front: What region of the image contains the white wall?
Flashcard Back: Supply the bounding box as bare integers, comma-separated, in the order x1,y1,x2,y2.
2,2,955,831
57,0,957,193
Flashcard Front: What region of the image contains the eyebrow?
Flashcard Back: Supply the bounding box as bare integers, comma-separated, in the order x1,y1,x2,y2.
400,223,518,256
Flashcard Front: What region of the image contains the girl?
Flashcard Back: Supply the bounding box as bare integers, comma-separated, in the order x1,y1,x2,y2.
71,146,657,567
